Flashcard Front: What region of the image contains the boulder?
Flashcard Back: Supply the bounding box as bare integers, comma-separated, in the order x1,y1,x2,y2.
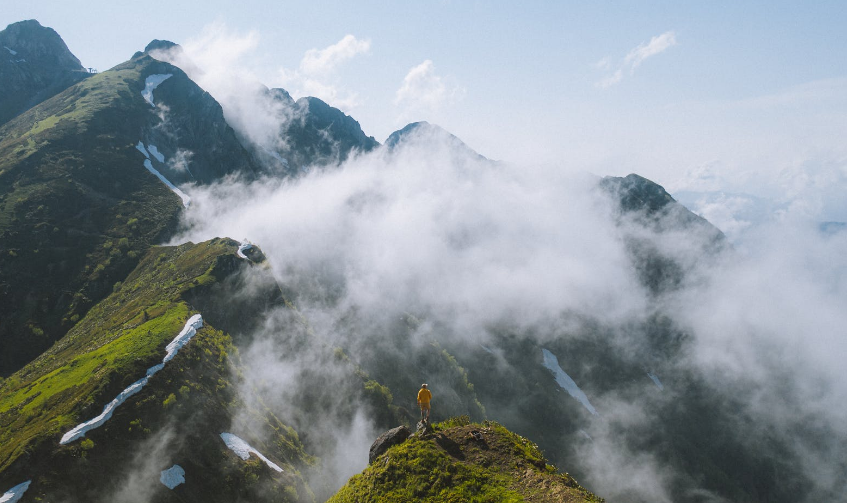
416,420,434,436
368,425,410,464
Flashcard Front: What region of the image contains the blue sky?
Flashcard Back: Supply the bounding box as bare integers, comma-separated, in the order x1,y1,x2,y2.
4,1,847,226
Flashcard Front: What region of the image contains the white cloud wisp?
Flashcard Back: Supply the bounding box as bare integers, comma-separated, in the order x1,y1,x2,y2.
597,31,677,88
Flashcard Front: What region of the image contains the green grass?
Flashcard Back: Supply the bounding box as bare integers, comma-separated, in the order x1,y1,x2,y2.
0,54,183,377
328,418,604,503
331,435,524,503
0,303,189,417
0,238,243,471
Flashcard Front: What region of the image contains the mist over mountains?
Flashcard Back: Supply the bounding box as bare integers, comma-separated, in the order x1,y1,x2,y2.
1,19,846,503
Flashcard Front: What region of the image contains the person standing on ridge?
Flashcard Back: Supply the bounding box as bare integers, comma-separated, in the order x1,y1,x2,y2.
417,383,432,423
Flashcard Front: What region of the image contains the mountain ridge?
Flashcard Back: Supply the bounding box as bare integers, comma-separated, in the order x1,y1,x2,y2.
0,19,829,503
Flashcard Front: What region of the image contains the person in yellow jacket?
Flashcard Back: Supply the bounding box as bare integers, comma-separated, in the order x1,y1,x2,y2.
417,383,432,423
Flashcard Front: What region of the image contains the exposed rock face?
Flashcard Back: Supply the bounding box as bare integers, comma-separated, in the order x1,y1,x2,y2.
255,89,379,175
415,420,434,436
0,20,89,125
368,426,411,464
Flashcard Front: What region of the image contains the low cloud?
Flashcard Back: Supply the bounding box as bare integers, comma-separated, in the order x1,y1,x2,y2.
152,22,302,153
171,123,846,500
279,34,371,111
299,35,371,76
394,59,464,120
596,31,677,88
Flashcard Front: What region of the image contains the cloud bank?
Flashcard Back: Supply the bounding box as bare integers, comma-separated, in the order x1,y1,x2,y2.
597,31,677,88
280,34,371,110
394,59,464,119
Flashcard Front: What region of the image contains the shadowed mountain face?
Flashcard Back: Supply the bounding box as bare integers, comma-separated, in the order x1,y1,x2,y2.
600,174,727,295
253,89,379,175
0,20,90,126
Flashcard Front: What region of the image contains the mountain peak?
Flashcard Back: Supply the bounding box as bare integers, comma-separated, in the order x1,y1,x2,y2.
0,19,83,71
144,39,179,54
385,121,488,160
331,418,604,502
0,20,89,125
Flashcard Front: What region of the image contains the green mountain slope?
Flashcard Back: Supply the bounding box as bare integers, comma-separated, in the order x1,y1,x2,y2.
0,238,316,502
0,49,258,376
330,417,603,503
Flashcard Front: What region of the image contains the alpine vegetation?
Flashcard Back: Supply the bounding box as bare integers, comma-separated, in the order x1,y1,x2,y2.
0,12,845,503
60,315,203,444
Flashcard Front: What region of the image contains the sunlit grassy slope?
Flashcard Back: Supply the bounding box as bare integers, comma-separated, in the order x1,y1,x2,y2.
0,54,185,376
329,416,604,503
0,238,318,502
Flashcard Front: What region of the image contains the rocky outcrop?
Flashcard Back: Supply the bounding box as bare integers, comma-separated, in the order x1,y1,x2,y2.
368,426,411,464
415,420,434,437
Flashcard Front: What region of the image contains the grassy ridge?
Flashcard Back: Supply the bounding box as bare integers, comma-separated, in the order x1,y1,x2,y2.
329,416,604,503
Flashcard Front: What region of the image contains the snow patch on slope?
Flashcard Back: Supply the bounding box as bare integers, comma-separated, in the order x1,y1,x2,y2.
137,141,190,208
60,315,203,445
262,147,289,167
220,433,283,472
135,141,150,158
647,371,664,391
143,159,191,208
160,465,186,489
0,481,31,503
142,73,173,107
148,144,165,163
541,348,598,415
237,239,253,260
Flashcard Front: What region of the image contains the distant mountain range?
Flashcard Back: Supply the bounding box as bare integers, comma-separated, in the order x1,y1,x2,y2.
0,19,835,503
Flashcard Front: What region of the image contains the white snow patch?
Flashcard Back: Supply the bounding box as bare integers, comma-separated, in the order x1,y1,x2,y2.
160,464,186,489
237,239,253,260
141,73,173,107
163,314,203,363
541,348,598,416
220,433,283,472
579,429,593,441
263,148,289,167
3,46,17,56
144,159,191,208
135,141,150,158
147,144,165,163
647,371,664,391
60,376,149,445
479,344,495,354
0,481,30,503
60,315,203,445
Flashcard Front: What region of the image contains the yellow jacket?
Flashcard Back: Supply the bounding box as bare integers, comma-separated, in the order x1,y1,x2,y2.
417,388,432,405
